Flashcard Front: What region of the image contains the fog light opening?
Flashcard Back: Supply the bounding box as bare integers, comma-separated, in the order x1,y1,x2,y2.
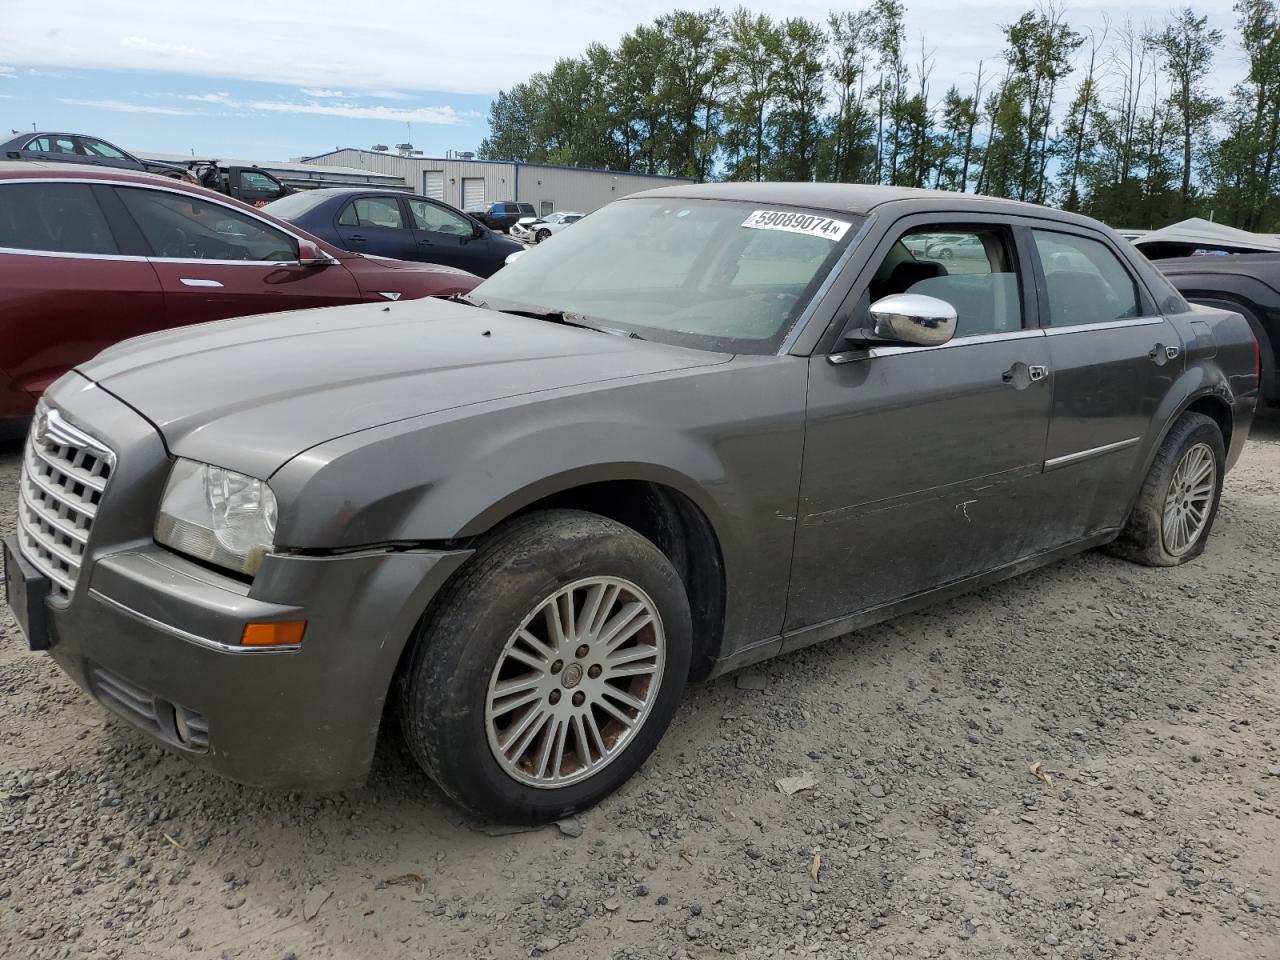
174,705,193,745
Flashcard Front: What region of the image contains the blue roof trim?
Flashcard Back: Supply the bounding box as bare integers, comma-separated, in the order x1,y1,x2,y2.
303,148,697,183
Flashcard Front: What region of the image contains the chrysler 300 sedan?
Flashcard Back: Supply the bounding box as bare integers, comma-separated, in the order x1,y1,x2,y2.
3,183,1258,823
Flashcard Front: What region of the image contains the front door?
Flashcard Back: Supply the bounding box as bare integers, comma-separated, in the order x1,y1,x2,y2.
111,184,359,326
405,197,488,273
1029,226,1184,543
785,221,1053,635
334,196,418,261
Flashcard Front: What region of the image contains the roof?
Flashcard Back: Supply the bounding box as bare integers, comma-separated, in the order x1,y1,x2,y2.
630,181,1087,220
1134,217,1280,254
303,148,698,182
0,159,179,184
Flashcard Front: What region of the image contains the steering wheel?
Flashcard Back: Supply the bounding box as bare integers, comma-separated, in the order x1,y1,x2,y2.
155,226,191,258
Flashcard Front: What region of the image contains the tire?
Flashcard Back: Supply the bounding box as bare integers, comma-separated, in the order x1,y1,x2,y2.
396,509,692,823
1108,412,1225,566
536,229,551,243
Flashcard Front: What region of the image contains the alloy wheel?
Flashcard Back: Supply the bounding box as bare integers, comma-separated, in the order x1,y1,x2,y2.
1162,442,1216,556
484,576,666,788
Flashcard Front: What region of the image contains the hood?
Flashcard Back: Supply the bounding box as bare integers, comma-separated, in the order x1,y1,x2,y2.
79,298,725,478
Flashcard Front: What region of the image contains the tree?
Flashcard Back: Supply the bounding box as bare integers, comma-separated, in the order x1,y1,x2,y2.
767,17,828,181
824,9,877,182
721,8,779,181
1148,9,1223,216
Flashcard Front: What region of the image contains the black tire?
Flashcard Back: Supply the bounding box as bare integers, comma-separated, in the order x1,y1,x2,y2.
536,229,551,243
396,509,692,823
1107,412,1226,566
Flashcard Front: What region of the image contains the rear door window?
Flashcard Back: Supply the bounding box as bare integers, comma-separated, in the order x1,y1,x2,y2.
0,182,119,255
28,136,79,155
344,197,405,229
116,187,297,261
1032,230,1141,326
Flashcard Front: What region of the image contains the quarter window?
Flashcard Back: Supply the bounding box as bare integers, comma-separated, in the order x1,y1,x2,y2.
867,227,1024,338
116,188,297,261
341,197,405,229
1032,230,1140,326
0,183,118,255
407,198,473,237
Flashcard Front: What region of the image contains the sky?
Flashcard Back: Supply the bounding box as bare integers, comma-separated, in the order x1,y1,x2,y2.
0,0,1251,164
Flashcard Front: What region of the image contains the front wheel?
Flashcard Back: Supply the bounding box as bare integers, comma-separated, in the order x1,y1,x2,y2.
1108,412,1225,566
536,229,551,243
397,510,692,823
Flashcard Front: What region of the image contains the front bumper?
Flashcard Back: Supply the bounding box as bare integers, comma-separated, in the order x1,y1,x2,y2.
10,373,472,790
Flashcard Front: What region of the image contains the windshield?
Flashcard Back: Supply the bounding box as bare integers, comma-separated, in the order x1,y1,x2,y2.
261,191,332,219
472,197,862,353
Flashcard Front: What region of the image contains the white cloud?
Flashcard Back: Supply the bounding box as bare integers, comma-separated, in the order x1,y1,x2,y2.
0,1,1251,99
60,98,196,115
0,65,14,78
248,99,460,124
121,35,207,59
299,88,350,98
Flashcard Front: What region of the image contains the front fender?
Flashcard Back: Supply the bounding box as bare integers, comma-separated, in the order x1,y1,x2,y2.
269,357,809,650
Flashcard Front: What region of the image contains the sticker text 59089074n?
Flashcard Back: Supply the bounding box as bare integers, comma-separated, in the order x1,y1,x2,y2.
740,210,852,242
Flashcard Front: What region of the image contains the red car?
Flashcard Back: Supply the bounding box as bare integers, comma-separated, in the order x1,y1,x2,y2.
0,162,480,437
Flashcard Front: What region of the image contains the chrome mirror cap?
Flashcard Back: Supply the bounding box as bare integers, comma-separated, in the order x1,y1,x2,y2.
866,293,958,347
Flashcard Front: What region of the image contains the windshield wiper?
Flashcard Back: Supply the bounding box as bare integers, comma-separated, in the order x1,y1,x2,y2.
493,306,645,340
448,292,490,309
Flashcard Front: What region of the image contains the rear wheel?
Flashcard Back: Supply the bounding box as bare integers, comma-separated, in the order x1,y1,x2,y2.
397,510,691,823
1108,412,1225,566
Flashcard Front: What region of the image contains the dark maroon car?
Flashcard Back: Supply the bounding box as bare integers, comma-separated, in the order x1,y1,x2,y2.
0,162,480,437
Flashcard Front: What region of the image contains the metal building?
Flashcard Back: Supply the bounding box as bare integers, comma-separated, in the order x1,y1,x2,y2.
301,149,697,215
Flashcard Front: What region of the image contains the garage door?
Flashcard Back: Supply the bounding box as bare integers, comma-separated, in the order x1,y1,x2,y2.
461,177,485,211
423,171,444,201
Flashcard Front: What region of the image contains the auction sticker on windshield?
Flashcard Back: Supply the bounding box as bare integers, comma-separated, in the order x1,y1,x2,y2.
741,210,852,241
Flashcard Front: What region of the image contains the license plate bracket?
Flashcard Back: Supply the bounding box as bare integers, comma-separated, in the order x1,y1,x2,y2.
3,535,52,651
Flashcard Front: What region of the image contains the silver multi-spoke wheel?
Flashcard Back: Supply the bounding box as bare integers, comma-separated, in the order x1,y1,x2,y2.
1162,442,1216,557
485,576,666,789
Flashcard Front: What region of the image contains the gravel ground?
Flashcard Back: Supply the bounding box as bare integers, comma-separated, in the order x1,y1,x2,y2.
2,418,1278,960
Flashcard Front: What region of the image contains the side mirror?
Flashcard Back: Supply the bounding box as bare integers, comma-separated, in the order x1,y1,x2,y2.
503,250,526,266
297,239,335,266
861,293,957,347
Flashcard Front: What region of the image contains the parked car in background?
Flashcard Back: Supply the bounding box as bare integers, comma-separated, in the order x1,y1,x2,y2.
189,160,292,207
1154,252,1280,405
264,189,523,278
511,211,584,243
470,201,537,233
2,132,191,180
5,183,1256,825
0,162,479,437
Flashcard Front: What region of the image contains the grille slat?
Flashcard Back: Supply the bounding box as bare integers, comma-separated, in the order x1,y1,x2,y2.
16,406,115,602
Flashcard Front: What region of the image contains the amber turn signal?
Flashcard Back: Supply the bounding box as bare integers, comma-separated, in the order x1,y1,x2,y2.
241,621,306,647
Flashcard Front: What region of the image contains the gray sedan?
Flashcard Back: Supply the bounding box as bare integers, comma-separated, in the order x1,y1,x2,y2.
4,183,1258,823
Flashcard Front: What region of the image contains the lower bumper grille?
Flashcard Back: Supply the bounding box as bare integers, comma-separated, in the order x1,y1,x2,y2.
89,667,209,753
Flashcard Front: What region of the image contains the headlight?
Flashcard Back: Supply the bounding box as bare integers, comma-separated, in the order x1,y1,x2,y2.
154,459,278,575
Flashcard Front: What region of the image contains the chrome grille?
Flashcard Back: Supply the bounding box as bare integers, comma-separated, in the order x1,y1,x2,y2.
16,405,115,601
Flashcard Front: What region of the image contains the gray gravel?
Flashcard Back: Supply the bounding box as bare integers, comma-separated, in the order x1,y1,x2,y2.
2,417,1279,959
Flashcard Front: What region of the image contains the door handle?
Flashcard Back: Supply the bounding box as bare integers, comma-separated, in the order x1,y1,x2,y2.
1002,363,1048,387
418,239,434,246
348,234,366,242
179,278,223,288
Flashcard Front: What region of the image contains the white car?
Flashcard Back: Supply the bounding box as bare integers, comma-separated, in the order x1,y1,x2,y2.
512,211,584,244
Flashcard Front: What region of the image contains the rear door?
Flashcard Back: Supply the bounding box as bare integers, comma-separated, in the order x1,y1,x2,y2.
333,195,418,260
111,184,359,326
786,217,1053,635
0,180,165,398
405,197,489,273
1029,226,1183,543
